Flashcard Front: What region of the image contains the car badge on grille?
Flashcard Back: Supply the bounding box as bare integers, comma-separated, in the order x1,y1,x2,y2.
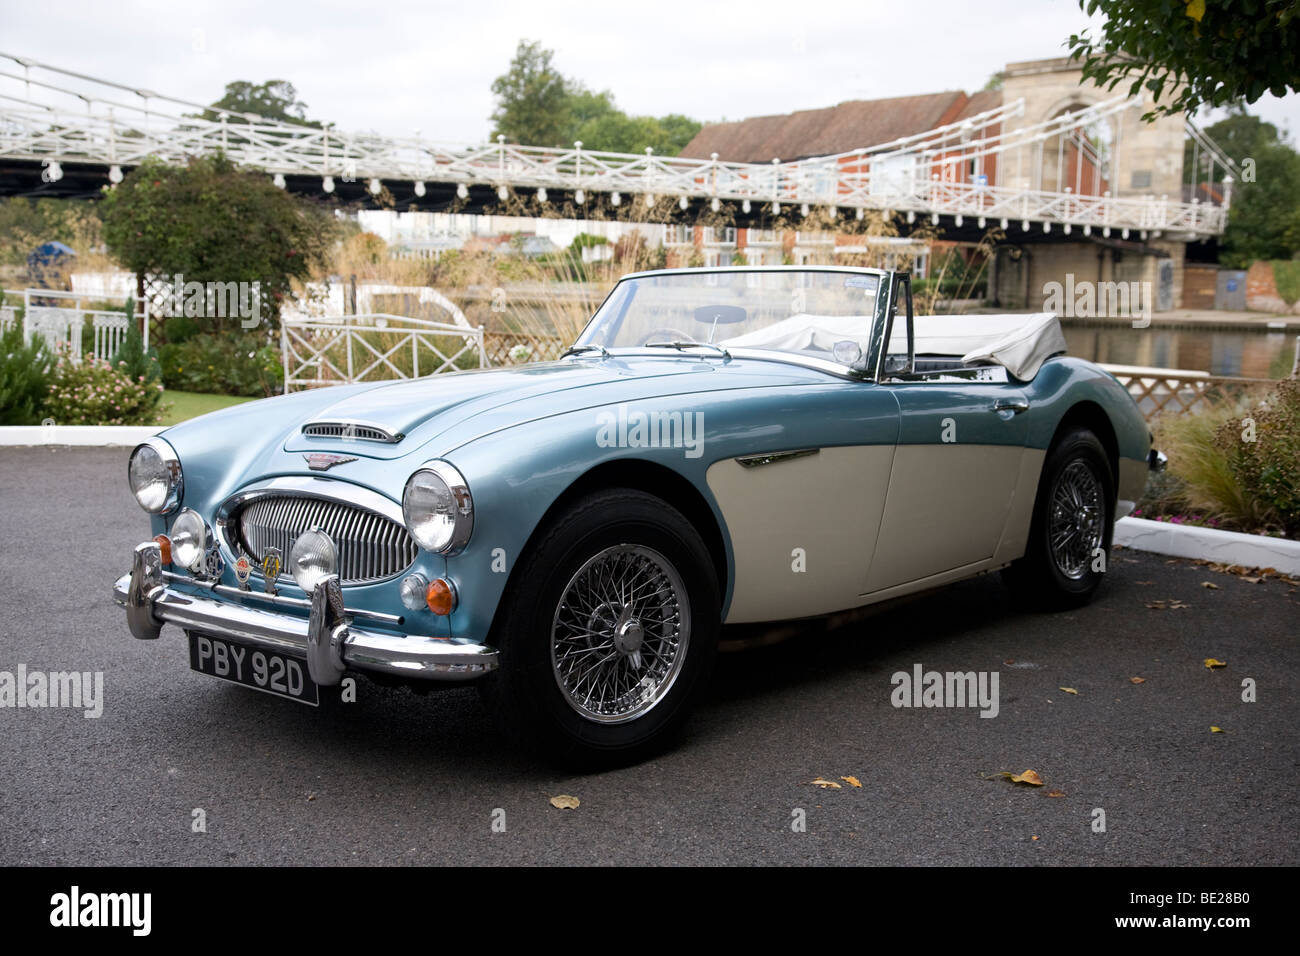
304,452,357,471
234,553,253,590
261,547,282,595
203,546,225,582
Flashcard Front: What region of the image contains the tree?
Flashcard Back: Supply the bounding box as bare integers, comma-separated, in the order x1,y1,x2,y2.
490,40,572,147
1068,0,1300,120
0,197,103,268
100,154,336,334
1186,108,1300,265
489,40,703,154
198,79,324,127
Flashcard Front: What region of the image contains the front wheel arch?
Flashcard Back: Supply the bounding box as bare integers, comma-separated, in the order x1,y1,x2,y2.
1050,400,1119,490
484,458,730,643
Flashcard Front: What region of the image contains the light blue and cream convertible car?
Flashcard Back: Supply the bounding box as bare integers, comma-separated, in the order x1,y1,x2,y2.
116,266,1161,764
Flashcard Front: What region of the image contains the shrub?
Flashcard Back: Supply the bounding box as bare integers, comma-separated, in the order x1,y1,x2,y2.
157,333,282,396
1149,378,1300,538
43,349,166,426
1218,377,1300,537
1272,260,1300,307
111,319,162,385
0,324,55,425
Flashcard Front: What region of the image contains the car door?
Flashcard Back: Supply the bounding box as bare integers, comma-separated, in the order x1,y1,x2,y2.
706,380,901,624
865,379,1030,592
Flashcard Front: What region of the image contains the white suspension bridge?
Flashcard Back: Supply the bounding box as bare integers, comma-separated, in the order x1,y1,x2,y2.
0,53,1235,241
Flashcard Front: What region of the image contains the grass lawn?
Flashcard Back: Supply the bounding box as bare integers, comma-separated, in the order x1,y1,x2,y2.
159,390,254,425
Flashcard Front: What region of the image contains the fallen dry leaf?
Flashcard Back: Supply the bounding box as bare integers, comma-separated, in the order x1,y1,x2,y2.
1046,790,1066,798
1204,658,1227,669
1200,581,1220,589
1145,599,1190,610
841,775,862,788
549,795,580,810
1241,576,1262,584
810,778,842,789
999,769,1044,786
1059,687,1079,695
1129,676,1147,684
1210,726,1224,734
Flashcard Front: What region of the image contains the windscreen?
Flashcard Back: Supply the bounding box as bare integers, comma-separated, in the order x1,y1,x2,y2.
576,269,885,358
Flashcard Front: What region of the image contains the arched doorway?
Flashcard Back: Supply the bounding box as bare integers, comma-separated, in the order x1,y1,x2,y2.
1039,102,1114,196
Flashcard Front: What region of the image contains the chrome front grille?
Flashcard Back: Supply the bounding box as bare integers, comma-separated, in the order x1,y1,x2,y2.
236,495,417,585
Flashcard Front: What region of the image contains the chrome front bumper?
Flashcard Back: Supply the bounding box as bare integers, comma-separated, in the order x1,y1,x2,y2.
114,542,497,685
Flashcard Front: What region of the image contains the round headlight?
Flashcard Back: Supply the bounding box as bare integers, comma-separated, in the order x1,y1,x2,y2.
402,461,473,554
128,438,182,514
290,529,337,593
170,509,207,571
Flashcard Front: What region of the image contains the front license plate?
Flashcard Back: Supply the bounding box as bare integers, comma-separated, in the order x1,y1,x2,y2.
187,632,319,706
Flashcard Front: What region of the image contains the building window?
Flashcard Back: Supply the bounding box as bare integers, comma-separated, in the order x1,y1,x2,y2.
664,224,692,245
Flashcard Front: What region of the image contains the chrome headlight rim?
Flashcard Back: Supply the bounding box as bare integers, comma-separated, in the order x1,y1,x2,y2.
289,527,339,593
402,459,474,555
128,437,183,515
170,508,208,572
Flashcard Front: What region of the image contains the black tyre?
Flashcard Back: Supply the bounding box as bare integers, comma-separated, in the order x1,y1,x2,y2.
1004,428,1114,609
479,488,720,767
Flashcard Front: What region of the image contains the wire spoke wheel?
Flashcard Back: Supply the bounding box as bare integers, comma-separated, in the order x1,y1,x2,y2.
550,544,690,724
1048,459,1104,581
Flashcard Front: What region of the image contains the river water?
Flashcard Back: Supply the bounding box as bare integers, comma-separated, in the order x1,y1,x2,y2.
1062,323,1298,378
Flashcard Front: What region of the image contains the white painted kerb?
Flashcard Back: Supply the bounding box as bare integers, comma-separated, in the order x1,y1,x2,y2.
0,426,159,447
1115,516,1300,575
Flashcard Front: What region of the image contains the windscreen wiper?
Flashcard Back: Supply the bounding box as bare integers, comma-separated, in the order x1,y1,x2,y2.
643,340,731,359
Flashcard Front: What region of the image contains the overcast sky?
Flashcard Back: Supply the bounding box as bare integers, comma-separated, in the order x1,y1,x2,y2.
1,0,1296,145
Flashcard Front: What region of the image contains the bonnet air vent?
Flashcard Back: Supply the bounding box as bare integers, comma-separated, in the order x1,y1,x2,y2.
302,422,402,443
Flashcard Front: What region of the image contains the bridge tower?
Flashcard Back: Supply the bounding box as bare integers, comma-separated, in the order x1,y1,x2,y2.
990,57,1193,312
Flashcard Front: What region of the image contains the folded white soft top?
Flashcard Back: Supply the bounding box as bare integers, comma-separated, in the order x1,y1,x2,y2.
721,311,1067,380
891,312,1068,380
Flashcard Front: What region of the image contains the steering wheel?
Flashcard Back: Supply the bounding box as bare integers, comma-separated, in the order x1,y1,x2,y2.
637,327,694,346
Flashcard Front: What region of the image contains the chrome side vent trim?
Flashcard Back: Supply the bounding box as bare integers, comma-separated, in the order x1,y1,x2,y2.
735,448,820,468
302,421,402,443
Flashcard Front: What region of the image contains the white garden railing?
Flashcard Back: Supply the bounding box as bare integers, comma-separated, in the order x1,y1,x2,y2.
2,287,139,362
281,312,485,392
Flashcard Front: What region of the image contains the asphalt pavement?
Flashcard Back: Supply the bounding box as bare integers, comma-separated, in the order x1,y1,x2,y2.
1,445,1296,866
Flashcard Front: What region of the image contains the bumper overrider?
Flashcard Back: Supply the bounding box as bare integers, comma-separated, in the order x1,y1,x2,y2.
114,541,498,686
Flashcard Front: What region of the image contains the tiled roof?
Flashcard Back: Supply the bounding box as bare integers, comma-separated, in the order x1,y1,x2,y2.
680,90,1003,163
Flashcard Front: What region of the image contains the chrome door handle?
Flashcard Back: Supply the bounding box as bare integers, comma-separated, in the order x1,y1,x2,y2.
993,399,1030,414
